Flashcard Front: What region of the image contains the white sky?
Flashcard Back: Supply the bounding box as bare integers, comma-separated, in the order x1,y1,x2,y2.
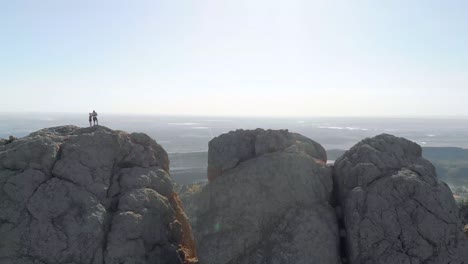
1,0,468,117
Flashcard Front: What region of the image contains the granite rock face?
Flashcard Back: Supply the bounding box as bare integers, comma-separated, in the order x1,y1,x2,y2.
3,125,467,264
194,129,341,264
334,134,468,264
0,126,197,264
207,129,327,181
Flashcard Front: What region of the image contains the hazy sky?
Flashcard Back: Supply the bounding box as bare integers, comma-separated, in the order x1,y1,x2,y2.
1,0,468,117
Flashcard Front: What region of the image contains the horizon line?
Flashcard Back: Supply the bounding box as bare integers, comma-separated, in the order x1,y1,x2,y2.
1,111,468,120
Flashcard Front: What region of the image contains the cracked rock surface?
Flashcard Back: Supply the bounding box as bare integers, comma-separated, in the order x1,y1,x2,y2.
334,134,468,264
207,129,327,182
0,126,197,264
193,129,341,264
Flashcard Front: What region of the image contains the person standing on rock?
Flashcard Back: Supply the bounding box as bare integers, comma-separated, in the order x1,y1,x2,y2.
92,110,98,126
88,113,92,127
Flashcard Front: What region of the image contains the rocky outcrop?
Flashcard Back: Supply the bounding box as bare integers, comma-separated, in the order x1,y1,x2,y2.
4,125,467,264
334,134,468,264
0,126,197,264
193,129,341,264
207,129,327,181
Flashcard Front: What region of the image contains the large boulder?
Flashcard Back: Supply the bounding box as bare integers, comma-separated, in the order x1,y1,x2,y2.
207,129,327,181
0,126,197,264
193,129,341,264
334,134,468,264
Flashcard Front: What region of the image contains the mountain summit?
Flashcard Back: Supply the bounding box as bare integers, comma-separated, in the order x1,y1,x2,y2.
0,126,197,264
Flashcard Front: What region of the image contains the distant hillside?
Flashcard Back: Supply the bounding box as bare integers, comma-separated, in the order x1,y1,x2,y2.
169,152,208,185
327,149,346,160
169,151,208,169
422,147,468,186
327,147,468,187
423,147,468,160
168,147,468,187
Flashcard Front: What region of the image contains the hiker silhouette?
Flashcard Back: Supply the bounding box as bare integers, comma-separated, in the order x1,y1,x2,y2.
92,110,98,126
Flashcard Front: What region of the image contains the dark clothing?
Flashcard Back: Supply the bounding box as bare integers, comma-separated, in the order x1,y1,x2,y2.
91,111,98,126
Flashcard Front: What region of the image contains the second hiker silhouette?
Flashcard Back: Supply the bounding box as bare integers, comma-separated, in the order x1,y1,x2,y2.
92,110,98,126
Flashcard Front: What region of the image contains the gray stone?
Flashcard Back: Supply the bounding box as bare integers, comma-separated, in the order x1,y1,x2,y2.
207,128,326,181
0,126,198,264
194,129,340,264
334,134,468,264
